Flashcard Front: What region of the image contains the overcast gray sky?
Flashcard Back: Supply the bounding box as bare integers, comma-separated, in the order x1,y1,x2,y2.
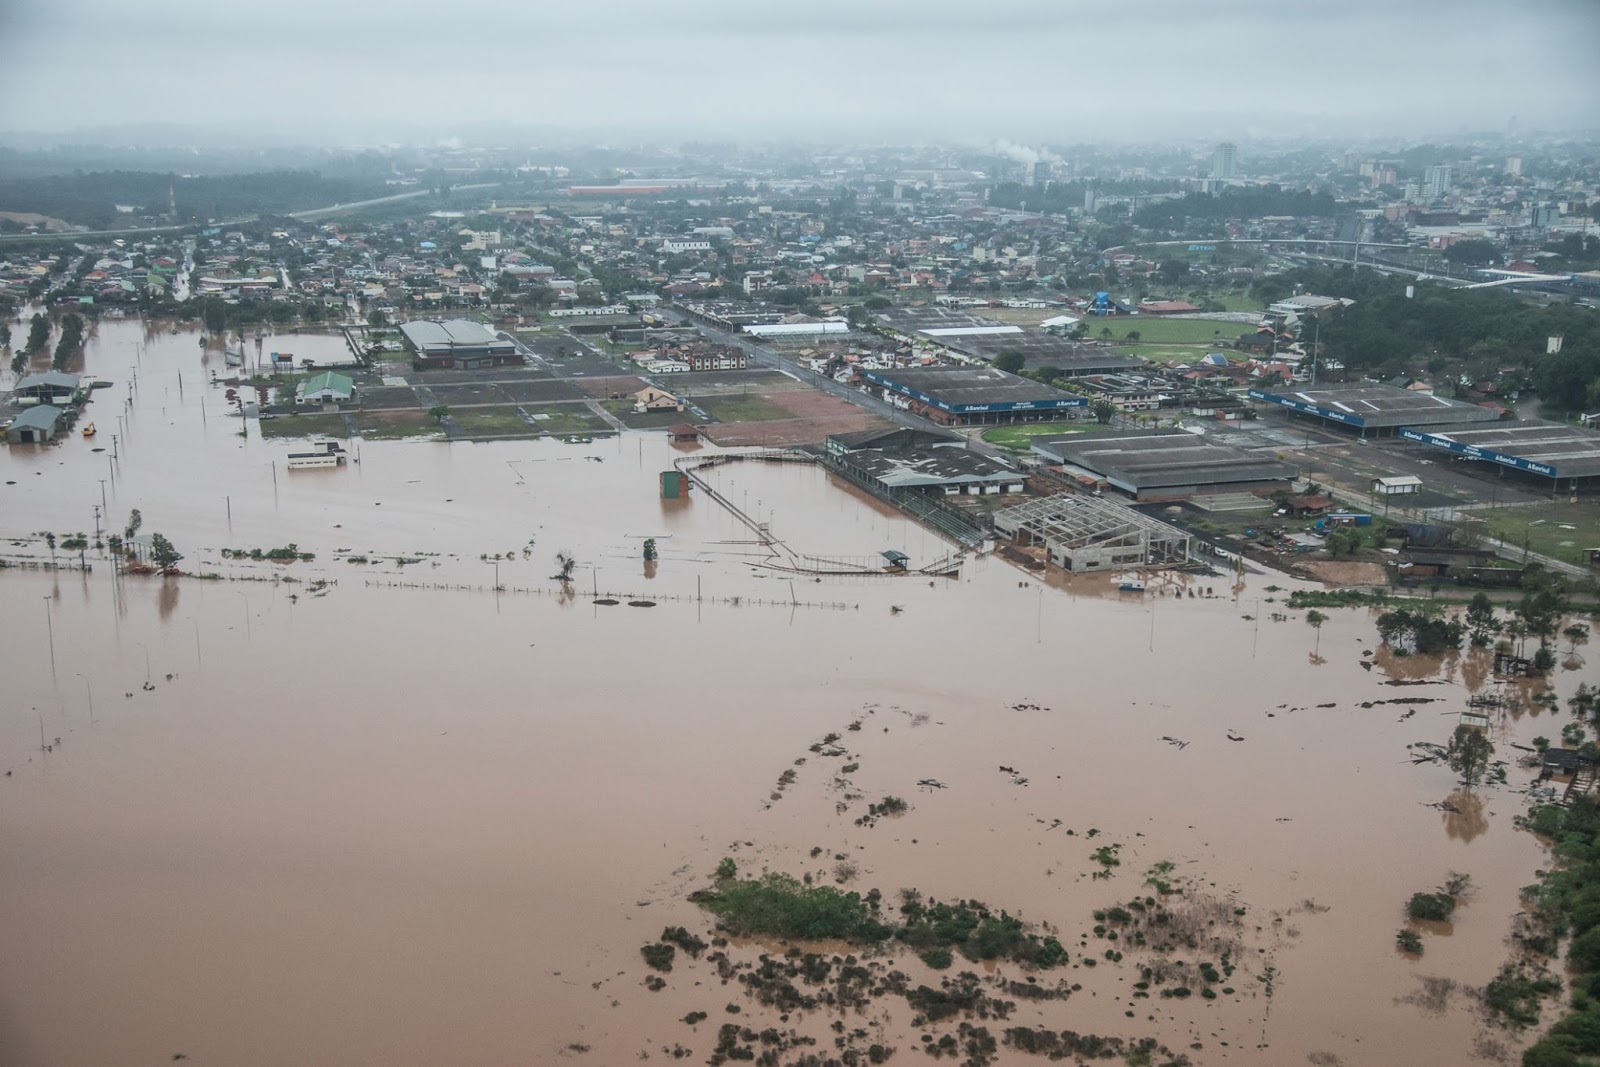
1,0,1597,144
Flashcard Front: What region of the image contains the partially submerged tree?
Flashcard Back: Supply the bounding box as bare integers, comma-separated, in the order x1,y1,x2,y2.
148,533,183,574
1564,623,1591,657
1305,609,1328,652
1447,724,1494,789
1465,593,1500,646
1376,607,1464,655
551,551,576,583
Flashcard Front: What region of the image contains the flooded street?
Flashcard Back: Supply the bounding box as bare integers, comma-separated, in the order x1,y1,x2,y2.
2,318,1593,1066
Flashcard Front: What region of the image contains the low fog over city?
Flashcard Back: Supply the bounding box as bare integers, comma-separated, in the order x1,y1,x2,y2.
2,0,1598,140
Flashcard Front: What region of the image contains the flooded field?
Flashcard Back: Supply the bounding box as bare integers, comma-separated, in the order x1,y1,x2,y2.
1,317,1595,1066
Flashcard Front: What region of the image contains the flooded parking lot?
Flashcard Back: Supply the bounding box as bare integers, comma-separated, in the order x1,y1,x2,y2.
1,318,1594,1066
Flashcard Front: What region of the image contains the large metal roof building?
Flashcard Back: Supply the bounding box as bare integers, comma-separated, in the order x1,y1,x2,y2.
860,366,1086,424
1399,419,1600,485
1248,384,1500,433
399,319,519,369
1031,429,1299,499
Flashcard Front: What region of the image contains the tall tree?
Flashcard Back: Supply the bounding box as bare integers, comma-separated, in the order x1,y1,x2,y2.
148,533,182,574
24,313,49,354
993,350,1025,374
1305,609,1328,652
1447,725,1494,789
1465,593,1499,646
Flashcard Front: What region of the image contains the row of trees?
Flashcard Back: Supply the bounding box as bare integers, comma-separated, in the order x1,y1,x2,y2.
51,313,84,371
1375,570,1582,673
1132,185,1345,229
10,312,49,378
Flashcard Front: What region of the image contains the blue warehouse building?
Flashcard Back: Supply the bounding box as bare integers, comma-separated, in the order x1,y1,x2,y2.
860,366,1086,426
1398,420,1600,490
1248,384,1499,436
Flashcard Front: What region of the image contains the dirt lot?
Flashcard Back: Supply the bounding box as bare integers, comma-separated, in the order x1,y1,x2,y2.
358,386,422,411
677,369,801,396
494,379,587,403
574,375,646,399
700,413,889,447
429,383,509,406
1296,560,1389,586
697,383,887,446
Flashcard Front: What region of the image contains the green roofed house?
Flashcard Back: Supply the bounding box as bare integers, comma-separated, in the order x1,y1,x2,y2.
6,405,64,444
296,371,357,407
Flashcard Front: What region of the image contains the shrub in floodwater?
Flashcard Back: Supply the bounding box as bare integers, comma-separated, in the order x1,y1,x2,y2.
1407,893,1456,922
691,872,891,942
715,857,737,882
641,942,676,972
919,947,954,970
661,926,707,957
1482,966,1561,1027
1396,929,1424,954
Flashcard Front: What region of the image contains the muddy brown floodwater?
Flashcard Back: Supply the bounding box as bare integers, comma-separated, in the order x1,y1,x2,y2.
0,317,1594,1067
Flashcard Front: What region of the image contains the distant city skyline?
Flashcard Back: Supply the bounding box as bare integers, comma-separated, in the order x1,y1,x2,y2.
1,0,1597,144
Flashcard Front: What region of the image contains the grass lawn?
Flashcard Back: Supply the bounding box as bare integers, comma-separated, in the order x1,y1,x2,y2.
1461,500,1600,569
454,406,537,437
699,394,792,423
602,398,685,429
524,404,607,435
1211,293,1264,313
258,413,349,439
1092,317,1242,345
981,422,1110,451
354,410,441,440
980,307,1056,326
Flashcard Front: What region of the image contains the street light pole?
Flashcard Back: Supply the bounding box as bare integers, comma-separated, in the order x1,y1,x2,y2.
42,596,56,680
136,641,150,684
76,672,93,723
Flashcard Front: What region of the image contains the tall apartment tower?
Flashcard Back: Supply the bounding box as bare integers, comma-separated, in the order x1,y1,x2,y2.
1424,164,1452,199
1211,142,1238,180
